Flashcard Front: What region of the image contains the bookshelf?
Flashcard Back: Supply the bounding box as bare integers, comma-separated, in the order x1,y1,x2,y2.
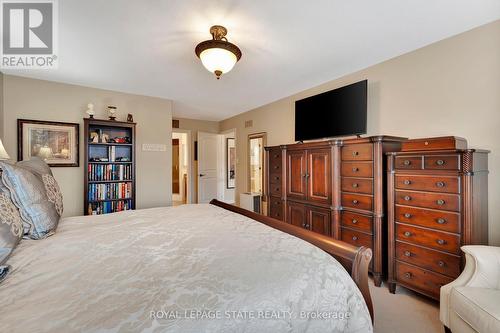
84,118,136,215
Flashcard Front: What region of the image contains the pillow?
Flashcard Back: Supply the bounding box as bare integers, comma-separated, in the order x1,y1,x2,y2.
0,168,23,281
18,157,53,177
0,160,62,239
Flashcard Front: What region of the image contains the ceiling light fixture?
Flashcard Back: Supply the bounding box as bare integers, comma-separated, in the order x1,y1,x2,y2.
195,25,242,80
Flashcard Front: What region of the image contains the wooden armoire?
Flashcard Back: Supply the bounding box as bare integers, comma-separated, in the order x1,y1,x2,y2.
265,135,406,286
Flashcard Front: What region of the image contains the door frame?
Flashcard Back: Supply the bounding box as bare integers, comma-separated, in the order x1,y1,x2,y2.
172,129,193,204
247,132,267,194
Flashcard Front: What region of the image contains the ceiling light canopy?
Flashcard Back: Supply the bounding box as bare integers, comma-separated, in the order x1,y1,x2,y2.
195,25,242,80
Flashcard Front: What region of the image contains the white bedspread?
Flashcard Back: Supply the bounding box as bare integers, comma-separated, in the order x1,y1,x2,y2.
0,204,372,333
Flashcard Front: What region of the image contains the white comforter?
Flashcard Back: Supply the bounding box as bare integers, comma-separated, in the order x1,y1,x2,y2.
0,204,372,333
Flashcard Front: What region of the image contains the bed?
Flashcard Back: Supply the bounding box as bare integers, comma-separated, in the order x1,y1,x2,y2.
0,201,373,333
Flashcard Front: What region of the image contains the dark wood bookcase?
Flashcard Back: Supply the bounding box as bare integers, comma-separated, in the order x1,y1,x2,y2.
84,118,136,215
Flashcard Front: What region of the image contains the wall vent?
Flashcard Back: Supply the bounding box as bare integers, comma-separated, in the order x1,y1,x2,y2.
172,119,180,128
245,120,253,128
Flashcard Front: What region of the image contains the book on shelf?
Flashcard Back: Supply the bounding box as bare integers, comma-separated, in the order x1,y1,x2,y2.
88,182,132,201
88,199,132,215
88,164,132,181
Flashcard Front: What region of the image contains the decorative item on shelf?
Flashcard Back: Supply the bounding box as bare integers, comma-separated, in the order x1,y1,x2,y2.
195,25,242,79
86,103,95,119
0,139,10,161
107,105,117,120
18,119,79,167
101,133,110,143
90,132,99,143
127,114,134,122
114,137,130,144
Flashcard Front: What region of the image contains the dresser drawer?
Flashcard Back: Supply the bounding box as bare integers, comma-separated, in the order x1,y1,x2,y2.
342,193,373,211
396,262,454,298
394,156,422,170
341,162,373,177
342,144,373,161
396,223,460,254
269,173,282,185
341,177,373,194
395,205,460,233
269,197,284,221
395,175,460,194
424,155,460,171
341,211,373,233
396,241,461,277
269,161,282,174
395,190,460,212
341,227,373,249
269,183,282,196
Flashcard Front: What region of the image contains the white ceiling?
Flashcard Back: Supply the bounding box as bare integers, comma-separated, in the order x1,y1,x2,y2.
5,0,500,120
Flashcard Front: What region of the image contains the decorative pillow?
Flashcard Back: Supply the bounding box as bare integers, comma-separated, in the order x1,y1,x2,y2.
0,168,23,281
18,157,53,177
0,161,61,239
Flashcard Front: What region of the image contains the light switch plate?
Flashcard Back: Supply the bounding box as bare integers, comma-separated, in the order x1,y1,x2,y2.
142,143,167,152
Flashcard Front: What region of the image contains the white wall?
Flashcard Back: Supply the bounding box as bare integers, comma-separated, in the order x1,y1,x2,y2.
1,75,173,216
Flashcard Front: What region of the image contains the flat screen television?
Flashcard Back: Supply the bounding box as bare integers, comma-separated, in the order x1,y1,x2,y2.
295,80,367,141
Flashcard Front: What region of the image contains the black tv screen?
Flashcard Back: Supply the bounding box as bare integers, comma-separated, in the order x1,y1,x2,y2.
295,80,367,141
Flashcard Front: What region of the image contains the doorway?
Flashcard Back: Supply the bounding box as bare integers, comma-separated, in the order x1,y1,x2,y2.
248,133,267,194
172,131,191,206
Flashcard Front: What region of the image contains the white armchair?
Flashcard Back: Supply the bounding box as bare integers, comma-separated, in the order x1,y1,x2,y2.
440,246,500,333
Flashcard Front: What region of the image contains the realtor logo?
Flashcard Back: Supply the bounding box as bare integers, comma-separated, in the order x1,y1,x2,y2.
1,0,58,68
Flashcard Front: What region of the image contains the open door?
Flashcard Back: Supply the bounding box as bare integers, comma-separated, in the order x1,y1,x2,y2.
197,132,219,203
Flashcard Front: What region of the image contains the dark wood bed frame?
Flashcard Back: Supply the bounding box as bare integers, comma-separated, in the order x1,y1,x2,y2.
210,199,374,322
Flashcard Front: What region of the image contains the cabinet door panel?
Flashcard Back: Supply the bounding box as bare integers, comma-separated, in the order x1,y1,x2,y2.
307,149,332,204
286,201,306,228
307,206,331,236
287,150,307,200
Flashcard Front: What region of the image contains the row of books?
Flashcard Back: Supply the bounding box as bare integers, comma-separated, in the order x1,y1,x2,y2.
88,182,132,201
88,199,133,215
88,164,132,181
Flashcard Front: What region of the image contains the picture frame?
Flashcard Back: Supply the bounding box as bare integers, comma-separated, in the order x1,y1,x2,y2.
226,138,236,189
18,119,80,167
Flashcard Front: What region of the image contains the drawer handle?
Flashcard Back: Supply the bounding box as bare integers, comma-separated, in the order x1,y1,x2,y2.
404,231,412,237
404,195,411,201
276,213,280,217
404,272,412,279
274,176,280,180
275,188,280,192
436,199,445,206
437,239,446,245
352,236,358,241
437,218,446,224
352,167,359,172
352,219,358,224
403,160,411,166
404,213,412,218
436,159,445,166
404,251,412,257
352,183,359,188
403,180,411,185
274,154,280,158
274,165,279,169
275,201,281,205
436,181,445,188
438,260,446,267
352,151,359,156
352,200,359,205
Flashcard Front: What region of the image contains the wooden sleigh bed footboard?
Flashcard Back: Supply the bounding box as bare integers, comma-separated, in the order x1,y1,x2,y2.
210,199,374,322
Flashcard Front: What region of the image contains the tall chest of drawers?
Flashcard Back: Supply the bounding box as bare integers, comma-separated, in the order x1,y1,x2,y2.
387,137,489,299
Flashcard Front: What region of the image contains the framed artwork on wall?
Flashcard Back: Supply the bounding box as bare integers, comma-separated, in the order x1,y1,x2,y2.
227,138,236,189
18,119,80,167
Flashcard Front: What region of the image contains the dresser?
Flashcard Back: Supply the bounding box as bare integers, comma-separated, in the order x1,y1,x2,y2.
265,136,406,286
387,137,489,299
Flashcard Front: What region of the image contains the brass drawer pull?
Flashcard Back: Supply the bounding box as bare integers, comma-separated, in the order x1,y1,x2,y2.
404,251,412,257
437,218,446,224
437,239,446,245
352,167,359,172
274,154,280,158
275,188,280,192
403,160,411,166
352,151,359,156
352,236,358,241
404,213,412,218
436,181,445,188
403,180,411,185
404,231,412,237
438,261,445,267
404,272,412,279
275,201,281,205
274,165,279,169
404,195,411,201
436,199,445,206
275,213,280,217
274,176,280,180
436,159,445,166
352,183,359,188
352,219,358,224
352,200,359,204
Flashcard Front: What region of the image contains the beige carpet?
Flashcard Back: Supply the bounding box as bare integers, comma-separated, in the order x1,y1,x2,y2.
370,279,442,333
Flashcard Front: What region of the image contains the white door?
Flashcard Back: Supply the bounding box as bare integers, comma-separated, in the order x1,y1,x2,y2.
198,132,219,203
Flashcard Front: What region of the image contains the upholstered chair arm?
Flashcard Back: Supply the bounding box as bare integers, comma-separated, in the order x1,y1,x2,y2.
440,245,500,327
